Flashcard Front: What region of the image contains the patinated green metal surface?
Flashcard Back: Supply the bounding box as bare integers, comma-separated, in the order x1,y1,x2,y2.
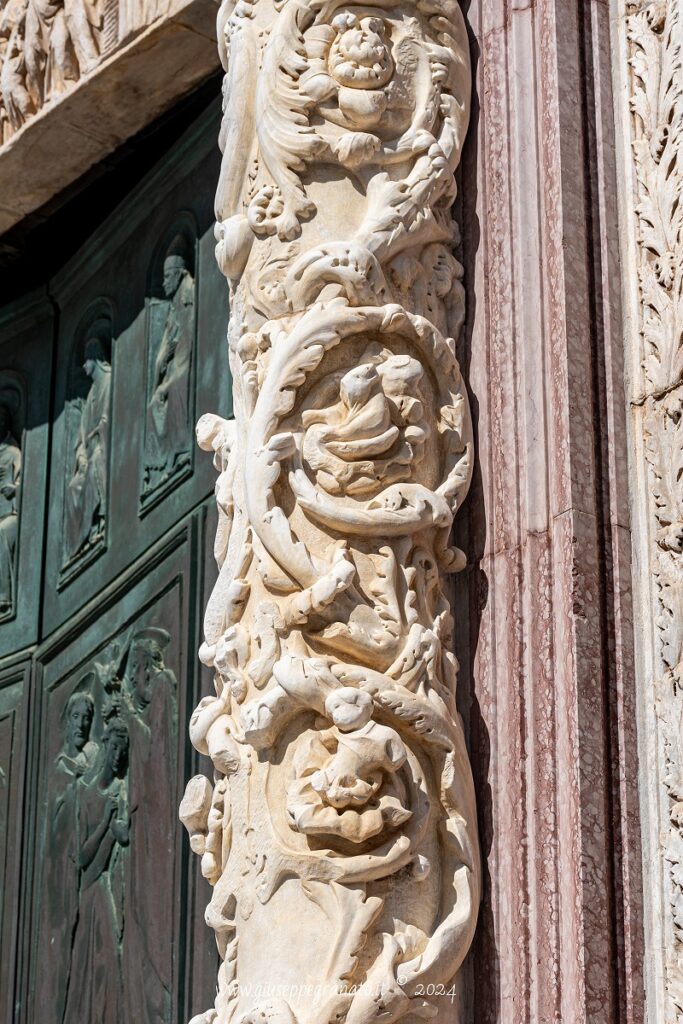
0,97,231,1023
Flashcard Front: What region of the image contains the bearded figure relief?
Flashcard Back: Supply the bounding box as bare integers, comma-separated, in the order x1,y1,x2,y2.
181,1,479,1023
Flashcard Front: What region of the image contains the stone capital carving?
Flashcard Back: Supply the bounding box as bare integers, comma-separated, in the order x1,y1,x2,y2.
181,1,480,1021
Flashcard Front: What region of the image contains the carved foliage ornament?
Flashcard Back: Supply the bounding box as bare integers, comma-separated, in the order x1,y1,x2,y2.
180,1,480,1022
628,0,683,1018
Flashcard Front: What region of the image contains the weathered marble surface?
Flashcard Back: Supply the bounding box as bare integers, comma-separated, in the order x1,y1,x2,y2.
0,0,207,141
181,0,481,1022
613,1,683,1021
461,1,644,1022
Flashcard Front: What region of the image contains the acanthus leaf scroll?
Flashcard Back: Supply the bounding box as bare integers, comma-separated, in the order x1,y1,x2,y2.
182,1,480,1022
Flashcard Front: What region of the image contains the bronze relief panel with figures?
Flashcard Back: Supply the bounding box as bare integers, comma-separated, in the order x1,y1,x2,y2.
142,222,197,510
44,107,230,634
60,304,114,584
32,581,184,1024
0,293,53,657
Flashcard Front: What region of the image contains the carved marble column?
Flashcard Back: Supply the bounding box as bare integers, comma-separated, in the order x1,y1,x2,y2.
180,1,480,1023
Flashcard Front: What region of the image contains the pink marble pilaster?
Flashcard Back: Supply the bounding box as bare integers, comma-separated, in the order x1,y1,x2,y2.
460,1,644,1020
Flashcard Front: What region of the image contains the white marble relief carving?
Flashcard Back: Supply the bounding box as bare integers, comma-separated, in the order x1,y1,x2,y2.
180,1,480,1022
624,1,683,1019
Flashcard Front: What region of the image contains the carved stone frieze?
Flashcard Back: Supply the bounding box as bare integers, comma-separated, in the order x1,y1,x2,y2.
625,0,683,1018
0,0,170,146
180,1,480,1022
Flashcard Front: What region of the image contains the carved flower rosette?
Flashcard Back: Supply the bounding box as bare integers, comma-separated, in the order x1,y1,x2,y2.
181,1,480,1022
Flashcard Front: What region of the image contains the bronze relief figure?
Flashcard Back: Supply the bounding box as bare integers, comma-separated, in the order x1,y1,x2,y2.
0,383,22,619
142,233,195,506
62,718,131,1024
63,326,112,574
38,624,179,1024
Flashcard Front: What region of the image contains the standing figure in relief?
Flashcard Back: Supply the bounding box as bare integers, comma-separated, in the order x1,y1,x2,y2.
0,0,36,134
0,398,21,616
143,243,194,497
41,686,100,1023
120,627,177,1022
0,2,14,142
62,0,101,73
26,0,103,103
62,718,130,1024
23,0,79,105
64,334,111,566
117,0,157,46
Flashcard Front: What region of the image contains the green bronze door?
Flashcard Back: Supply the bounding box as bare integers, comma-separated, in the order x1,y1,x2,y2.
0,96,231,1023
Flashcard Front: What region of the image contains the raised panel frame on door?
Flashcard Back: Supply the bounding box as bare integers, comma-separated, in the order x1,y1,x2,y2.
22,509,216,1024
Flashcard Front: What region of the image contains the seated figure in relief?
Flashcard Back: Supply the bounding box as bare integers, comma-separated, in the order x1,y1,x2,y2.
64,334,111,567
143,241,195,497
0,397,21,616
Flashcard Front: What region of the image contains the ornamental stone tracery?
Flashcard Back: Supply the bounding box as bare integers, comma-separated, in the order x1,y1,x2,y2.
179,0,480,1022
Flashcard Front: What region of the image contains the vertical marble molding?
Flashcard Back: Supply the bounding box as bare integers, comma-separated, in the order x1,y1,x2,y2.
613,1,683,1021
462,1,644,1021
181,1,481,1022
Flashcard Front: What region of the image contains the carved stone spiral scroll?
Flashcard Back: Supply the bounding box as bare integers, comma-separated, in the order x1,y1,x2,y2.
180,1,480,1022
